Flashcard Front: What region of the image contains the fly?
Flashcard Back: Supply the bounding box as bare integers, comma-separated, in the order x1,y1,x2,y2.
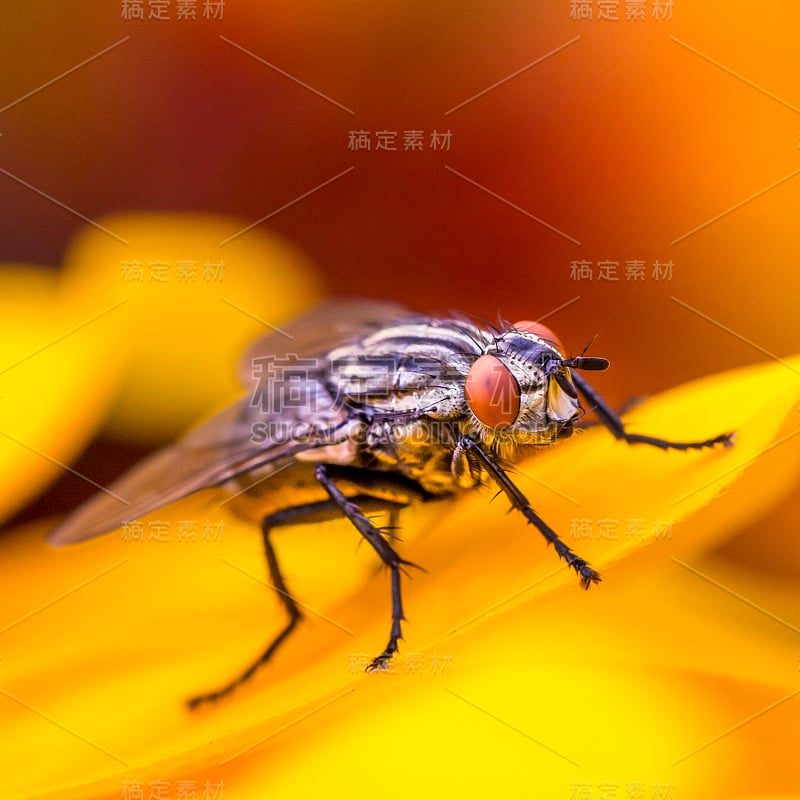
48,299,734,707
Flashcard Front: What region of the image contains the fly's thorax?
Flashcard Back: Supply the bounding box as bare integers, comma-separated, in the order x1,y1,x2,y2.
326,325,482,423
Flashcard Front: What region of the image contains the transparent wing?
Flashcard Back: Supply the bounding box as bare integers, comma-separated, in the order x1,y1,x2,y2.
238,298,409,385
50,298,412,546
48,399,314,545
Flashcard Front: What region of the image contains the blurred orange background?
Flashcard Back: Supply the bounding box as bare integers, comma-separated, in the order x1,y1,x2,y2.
3,0,798,387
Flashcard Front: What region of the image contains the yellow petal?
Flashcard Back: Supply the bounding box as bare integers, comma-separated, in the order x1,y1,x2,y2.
1,355,798,799
60,213,322,444
0,265,125,524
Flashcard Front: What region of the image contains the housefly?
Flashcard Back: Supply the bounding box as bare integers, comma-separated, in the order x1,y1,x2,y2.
49,299,734,707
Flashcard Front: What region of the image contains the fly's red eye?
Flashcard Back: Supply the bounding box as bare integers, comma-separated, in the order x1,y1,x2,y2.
465,355,521,429
513,320,564,354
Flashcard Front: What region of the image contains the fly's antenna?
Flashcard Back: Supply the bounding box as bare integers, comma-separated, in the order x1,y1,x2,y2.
562,331,608,372
543,351,607,398
562,356,609,372
577,333,600,358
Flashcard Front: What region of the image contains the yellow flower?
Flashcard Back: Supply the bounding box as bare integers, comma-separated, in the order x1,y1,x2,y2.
1,217,798,800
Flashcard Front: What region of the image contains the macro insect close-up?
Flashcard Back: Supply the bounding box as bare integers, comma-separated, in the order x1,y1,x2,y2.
3,4,799,798
49,300,734,707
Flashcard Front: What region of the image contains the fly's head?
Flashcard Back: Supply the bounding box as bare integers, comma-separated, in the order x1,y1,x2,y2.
462,320,609,450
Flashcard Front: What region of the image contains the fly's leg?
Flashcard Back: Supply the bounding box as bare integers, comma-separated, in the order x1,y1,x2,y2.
187,503,312,708
572,373,734,451
315,464,418,673
457,436,601,589
188,497,404,709
576,394,646,430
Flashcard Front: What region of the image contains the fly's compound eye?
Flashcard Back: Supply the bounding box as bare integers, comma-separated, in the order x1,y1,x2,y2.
465,354,521,429
513,320,564,354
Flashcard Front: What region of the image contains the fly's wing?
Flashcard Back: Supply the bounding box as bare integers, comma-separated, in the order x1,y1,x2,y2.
49,299,413,546
48,399,301,545
237,298,410,386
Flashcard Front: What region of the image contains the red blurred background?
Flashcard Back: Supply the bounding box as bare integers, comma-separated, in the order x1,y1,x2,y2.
2,1,799,519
